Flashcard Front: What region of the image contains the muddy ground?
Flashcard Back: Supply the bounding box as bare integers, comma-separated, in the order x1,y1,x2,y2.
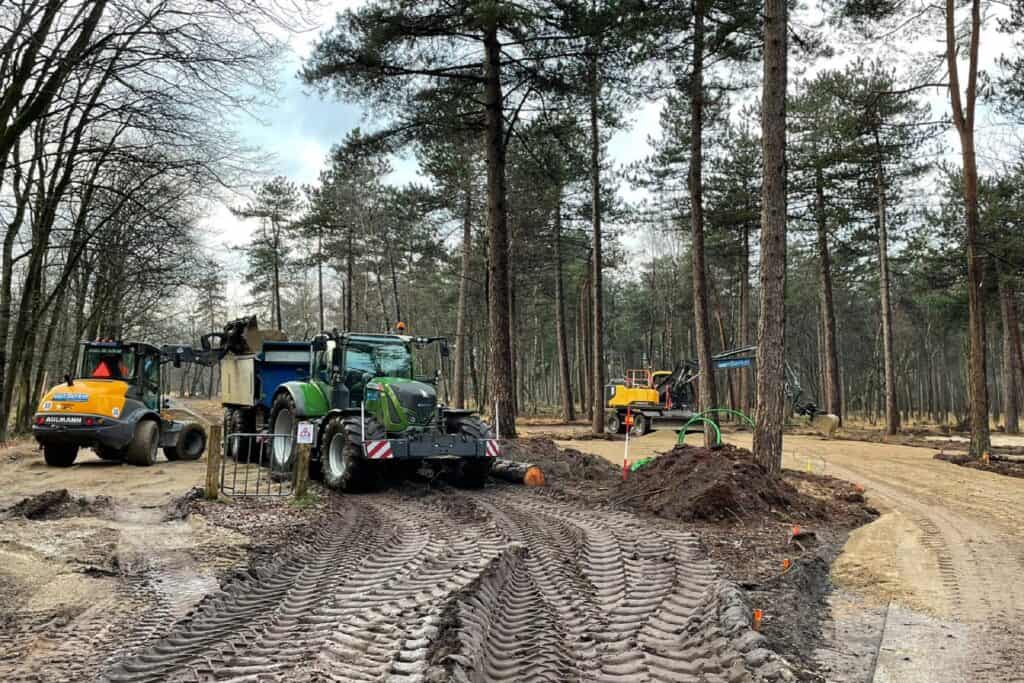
534,423,1024,682
3,416,1020,682
1,434,803,682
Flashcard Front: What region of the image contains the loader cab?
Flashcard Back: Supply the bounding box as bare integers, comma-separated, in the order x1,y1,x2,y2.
76,340,163,409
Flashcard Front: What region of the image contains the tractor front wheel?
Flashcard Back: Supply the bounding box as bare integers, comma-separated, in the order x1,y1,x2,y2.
447,415,493,489
320,415,384,492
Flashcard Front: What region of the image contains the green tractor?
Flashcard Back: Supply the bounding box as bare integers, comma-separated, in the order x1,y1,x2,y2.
267,331,497,491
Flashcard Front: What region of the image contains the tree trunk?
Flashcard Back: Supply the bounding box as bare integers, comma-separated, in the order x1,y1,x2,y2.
452,186,472,408
483,25,515,437
577,274,591,419
689,0,717,444
946,0,989,458
345,227,354,329
738,224,751,415
999,275,1019,433
815,167,842,423
317,229,325,332
588,50,605,434
753,0,788,475
875,147,899,435
272,223,283,331
553,184,574,421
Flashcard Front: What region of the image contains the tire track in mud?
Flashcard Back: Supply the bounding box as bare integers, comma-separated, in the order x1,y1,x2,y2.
97,487,789,682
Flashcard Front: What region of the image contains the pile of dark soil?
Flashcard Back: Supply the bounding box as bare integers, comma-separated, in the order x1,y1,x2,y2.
501,437,618,482
613,444,868,524
2,489,113,520
934,451,1024,479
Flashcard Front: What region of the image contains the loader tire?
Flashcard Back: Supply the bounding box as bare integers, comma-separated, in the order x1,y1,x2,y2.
320,414,384,493
164,422,206,461
223,407,256,461
125,420,159,467
43,444,78,468
269,393,298,474
95,446,122,461
447,415,493,489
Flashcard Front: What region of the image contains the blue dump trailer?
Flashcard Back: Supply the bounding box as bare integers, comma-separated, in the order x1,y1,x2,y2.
215,318,312,450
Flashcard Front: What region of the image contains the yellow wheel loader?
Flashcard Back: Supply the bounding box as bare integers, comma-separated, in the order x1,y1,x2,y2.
33,340,210,467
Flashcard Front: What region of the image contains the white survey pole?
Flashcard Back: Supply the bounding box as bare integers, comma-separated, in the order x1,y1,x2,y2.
361,401,365,442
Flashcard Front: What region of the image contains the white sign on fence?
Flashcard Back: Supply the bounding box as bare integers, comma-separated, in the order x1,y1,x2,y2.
296,421,314,445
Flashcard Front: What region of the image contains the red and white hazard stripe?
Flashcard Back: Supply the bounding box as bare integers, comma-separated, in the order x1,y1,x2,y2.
364,440,393,459
485,439,500,458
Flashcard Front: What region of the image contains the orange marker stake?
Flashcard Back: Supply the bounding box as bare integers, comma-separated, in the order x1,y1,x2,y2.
792,525,800,537
752,609,763,631
782,559,791,572
982,451,990,464
855,484,865,493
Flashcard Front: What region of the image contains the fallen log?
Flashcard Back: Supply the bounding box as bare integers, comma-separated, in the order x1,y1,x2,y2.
490,458,545,486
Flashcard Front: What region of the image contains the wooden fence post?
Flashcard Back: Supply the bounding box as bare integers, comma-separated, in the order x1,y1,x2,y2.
294,443,311,499
205,422,223,500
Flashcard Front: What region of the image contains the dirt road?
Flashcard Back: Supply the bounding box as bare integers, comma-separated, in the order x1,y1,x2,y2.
550,426,1024,682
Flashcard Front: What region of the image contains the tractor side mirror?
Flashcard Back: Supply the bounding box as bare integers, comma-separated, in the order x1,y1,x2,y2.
440,341,450,358
173,353,182,368
312,335,328,352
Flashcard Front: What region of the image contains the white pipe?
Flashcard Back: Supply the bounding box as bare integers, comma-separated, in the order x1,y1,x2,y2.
495,400,500,441
361,401,365,441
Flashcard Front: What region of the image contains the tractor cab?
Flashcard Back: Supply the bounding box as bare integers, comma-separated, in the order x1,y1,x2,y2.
311,333,415,408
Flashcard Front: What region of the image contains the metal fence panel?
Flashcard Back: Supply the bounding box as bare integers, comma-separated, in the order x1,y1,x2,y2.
220,432,295,497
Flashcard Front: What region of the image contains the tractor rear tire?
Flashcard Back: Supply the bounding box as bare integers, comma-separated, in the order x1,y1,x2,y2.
125,420,159,467
95,446,122,461
43,444,78,467
320,414,385,492
269,393,298,474
164,423,206,461
223,407,255,461
606,411,624,434
447,415,493,489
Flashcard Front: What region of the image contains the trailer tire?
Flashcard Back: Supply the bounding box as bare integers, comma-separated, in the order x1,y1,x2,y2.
125,420,159,467
43,444,78,467
269,393,298,473
165,423,206,461
321,414,384,492
448,415,493,488
223,407,255,461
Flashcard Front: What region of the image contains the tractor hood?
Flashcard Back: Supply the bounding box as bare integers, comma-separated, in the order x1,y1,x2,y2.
37,379,129,419
369,378,437,427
